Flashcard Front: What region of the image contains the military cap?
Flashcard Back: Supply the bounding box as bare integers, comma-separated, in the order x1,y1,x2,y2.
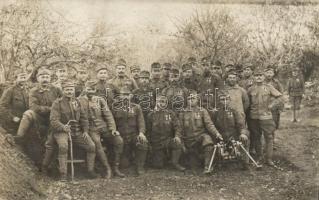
211,60,222,66
36,67,51,77
139,70,150,78
77,65,87,72
182,63,192,72
85,80,97,88
243,64,254,70
253,67,264,75
265,65,275,72
163,63,172,70
188,57,197,64
151,62,161,69
170,67,180,74
95,64,108,73
225,68,238,77
61,80,75,89
130,65,140,72
116,58,127,67
14,69,28,78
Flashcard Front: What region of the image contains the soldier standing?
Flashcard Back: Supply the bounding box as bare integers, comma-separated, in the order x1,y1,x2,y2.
239,65,254,90
224,70,250,120
150,62,167,95
112,89,148,175
146,95,185,171
247,68,284,166
50,81,97,181
211,91,250,169
109,61,139,95
0,70,29,134
94,65,114,105
53,64,69,89
179,90,223,174
130,64,141,86
161,67,189,112
75,65,89,97
287,67,305,122
180,63,197,91
79,81,125,178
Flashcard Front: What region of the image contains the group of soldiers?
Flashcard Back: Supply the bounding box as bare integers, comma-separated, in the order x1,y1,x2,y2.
0,57,305,181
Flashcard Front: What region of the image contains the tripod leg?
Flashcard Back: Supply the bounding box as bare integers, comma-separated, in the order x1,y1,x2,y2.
207,145,217,172
239,144,262,169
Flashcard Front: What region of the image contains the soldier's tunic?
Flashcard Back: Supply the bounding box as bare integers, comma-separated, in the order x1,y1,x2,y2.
239,76,254,91
147,110,183,167
224,85,250,120
75,80,86,97
266,78,284,129
50,96,96,176
149,79,167,95
247,83,283,160
180,77,198,91
94,80,114,106
161,84,189,112
112,103,148,168
0,84,29,133
287,76,305,110
133,85,155,119
197,74,223,113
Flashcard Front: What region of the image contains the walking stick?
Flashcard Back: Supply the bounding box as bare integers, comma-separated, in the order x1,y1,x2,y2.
293,97,297,123
66,120,76,182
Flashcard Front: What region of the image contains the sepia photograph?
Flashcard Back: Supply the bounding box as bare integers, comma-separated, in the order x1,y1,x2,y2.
0,0,318,199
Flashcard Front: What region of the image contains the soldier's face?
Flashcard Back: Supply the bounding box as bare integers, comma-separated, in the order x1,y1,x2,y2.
212,66,222,75
85,87,96,97
97,70,108,81
139,77,149,85
131,69,140,79
187,96,198,107
292,71,298,77
116,65,126,77
265,70,274,79
56,68,68,81
37,74,51,85
78,71,88,82
63,87,75,98
254,74,265,83
183,70,193,79
16,74,28,84
243,68,252,77
169,73,180,82
151,69,162,79
226,74,237,86
163,68,170,77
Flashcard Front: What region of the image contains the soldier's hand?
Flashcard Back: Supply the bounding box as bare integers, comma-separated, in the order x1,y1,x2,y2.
173,136,181,144
216,133,223,141
138,132,147,143
13,117,20,123
112,130,120,136
239,134,248,142
63,125,71,133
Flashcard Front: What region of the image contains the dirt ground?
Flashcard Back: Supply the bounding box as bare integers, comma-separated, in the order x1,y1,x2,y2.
0,107,318,200
40,108,319,200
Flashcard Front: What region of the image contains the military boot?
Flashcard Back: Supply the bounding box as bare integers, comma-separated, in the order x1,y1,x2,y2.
41,149,54,175
135,149,147,176
265,139,274,167
58,155,68,182
203,146,214,174
97,149,112,179
113,152,125,177
87,153,98,179
171,149,186,171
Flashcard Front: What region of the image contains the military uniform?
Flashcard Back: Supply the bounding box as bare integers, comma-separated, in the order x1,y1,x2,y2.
50,94,96,179
147,109,184,170
79,93,124,178
247,79,284,164
112,100,148,175
179,105,222,172
94,80,114,106
239,76,254,90
75,80,86,97
0,84,29,133
224,85,249,120
181,63,198,91
161,84,189,112
108,76,139,95
287,73,304,110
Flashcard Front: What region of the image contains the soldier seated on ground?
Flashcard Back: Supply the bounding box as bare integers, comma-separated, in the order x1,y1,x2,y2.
211,91,250,170
146,95,185,171
178,90,223,174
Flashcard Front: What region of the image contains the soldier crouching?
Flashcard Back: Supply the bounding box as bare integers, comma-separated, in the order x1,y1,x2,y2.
146,95,185,171
112,88,148,176
50,81,97,181
78,80,125,178
179,90,223,174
